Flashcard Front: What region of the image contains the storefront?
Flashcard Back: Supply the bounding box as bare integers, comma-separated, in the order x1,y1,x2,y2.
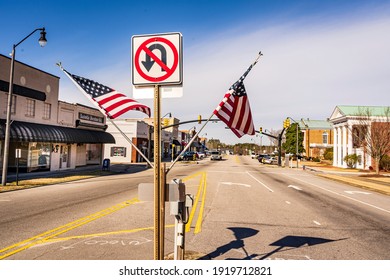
0,119,115,173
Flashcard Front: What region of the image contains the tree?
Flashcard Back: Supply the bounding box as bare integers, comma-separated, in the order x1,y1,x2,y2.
207,139,221,150
351,107,390,174
282,123,305,156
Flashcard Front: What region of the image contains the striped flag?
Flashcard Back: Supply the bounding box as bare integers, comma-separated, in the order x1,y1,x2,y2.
214,64,256,138
63,69,150,118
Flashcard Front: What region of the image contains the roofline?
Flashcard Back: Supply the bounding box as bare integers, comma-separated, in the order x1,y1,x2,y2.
0,53,60,79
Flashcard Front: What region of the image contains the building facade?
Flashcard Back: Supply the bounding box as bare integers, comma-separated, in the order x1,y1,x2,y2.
0,54,114,174
329,105,389,170
299,119,333,159
103,119,150,163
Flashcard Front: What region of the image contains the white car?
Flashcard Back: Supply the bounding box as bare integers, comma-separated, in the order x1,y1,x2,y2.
210,150,222,160
263,157,277,164
197,152,206,159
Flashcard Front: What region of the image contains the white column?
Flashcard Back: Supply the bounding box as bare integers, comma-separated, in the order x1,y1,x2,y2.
333,127,338,166
347,123,353,156
342,125,348,168
337,126,342,167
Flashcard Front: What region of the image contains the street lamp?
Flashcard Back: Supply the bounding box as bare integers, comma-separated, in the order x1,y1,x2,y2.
1,28,47,186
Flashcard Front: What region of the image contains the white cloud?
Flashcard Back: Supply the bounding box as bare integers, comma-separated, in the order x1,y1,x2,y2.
60,12,390,145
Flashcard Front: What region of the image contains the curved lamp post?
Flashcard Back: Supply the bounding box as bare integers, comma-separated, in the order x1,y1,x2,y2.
2,28,47,186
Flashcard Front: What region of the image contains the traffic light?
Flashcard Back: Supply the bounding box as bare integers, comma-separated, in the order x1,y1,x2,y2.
198,115,202,124
259,127,263,133
163,118,169,127
283,118,290,128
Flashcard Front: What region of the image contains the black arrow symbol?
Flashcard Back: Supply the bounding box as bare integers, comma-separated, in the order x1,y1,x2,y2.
142,43,167,72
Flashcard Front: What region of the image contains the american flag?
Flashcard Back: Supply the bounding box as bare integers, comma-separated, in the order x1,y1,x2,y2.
214,64,255,138
64,70,150,118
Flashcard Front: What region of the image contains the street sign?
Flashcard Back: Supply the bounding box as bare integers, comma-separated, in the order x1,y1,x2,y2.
15,149,21,158
132,33,182,86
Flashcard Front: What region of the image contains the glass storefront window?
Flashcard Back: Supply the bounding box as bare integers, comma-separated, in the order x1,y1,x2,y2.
28,142,51,171
86,144,101,164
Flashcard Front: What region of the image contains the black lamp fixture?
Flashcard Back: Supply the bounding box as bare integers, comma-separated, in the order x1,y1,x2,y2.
38,28,47,47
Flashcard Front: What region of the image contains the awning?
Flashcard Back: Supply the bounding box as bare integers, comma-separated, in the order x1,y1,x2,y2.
0,120,115,144
172,139,181,146
190,142,201,148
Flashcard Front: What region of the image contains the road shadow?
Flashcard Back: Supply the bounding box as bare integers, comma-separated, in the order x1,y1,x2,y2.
198,231,347,260
198,227,259,260
258,235,348,260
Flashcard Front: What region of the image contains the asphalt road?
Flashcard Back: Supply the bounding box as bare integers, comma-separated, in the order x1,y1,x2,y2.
0,154,389,260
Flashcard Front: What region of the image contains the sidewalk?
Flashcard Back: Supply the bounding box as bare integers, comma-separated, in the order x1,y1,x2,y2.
0,163,148,193
301,163,390,196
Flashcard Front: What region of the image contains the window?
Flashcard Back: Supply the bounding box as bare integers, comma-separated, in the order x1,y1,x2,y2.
111,147,127,157
322,131,328,144
26,99,35,117
43,103,51,119
352,125,368,148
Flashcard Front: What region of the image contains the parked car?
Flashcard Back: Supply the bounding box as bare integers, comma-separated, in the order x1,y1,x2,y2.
210,150,222,160
250,152,257,159
263,156,277,164
257,154,269,163
179,151,198,161
197,151,206,159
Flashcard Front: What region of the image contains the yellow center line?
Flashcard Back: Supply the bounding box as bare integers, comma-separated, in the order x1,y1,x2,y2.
1,171,210,260
185,172,207,234
0,198,139,260
194,172,207,234
41,224,175,244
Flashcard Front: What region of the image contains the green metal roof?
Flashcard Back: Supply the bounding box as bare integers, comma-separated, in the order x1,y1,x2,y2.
299,119,332,129
337,106,390,117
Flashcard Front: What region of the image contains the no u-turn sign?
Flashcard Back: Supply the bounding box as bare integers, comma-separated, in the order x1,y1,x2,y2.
132,32,183,86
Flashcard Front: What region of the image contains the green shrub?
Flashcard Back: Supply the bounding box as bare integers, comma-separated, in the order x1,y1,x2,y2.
312,157,321,162
323,148,333,161
344,154,361,168
380,155,390,171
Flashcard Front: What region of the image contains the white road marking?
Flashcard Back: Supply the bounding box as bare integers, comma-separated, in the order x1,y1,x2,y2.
283,174,390,214
246,171,274,192
220,182,251,187
285,201,291,205
344,191,371,195
288,185,302,191
313,220,321,226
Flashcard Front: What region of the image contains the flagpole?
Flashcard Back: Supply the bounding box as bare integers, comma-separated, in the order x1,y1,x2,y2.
57,63,154,168
167,52,263,173
253,51,263,66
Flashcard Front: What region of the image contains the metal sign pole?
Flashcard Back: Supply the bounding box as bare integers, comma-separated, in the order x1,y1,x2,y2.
160,163,166,259
153,84,162,260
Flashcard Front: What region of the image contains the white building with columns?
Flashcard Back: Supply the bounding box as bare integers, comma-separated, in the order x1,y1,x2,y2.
329,105,389,170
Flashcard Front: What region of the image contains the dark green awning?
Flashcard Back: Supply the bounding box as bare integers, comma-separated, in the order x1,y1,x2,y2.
0,120,115,144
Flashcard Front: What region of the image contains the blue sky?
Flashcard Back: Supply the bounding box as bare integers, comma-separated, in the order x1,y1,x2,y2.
1,0,390,145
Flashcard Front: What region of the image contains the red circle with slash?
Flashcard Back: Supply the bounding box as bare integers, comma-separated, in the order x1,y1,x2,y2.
134,37,179,82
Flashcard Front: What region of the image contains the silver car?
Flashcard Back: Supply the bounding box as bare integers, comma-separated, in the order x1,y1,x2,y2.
210,150,222,160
